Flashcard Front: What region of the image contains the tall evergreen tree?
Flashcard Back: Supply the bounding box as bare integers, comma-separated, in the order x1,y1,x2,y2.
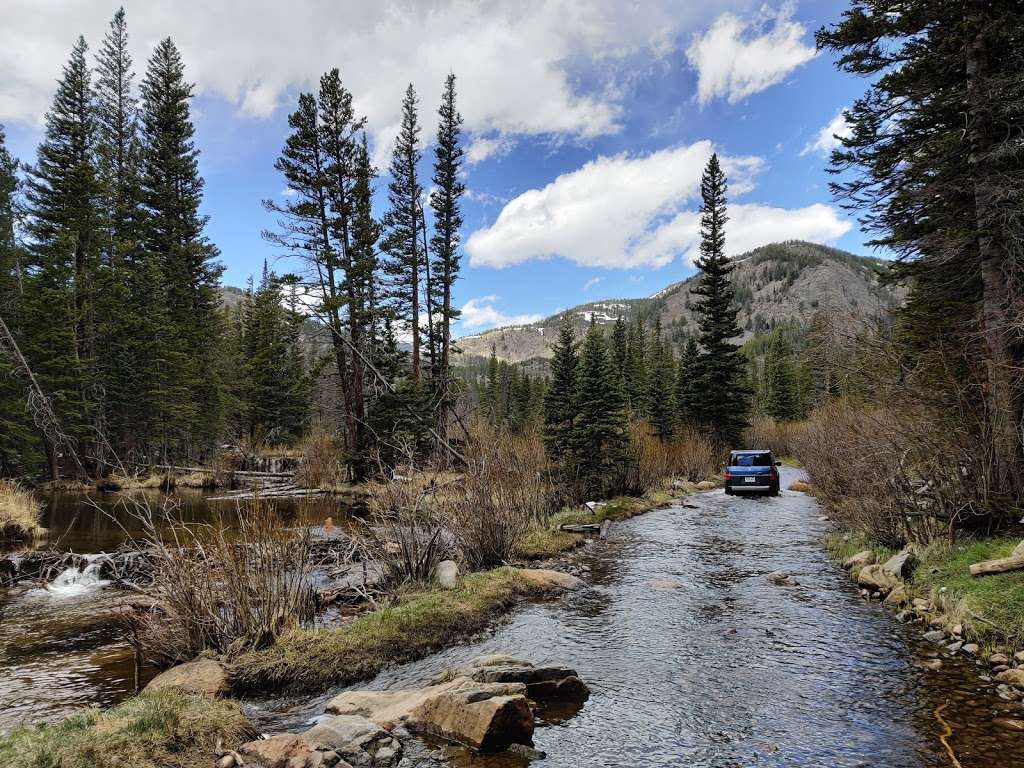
429,74,465,421
765,333,799,422
691,154,748,444
819,1,1024,491
675,337,702,428
646,319,676,440
571,319,629,497
543,315,579,460
484,344,501,424
22,37,101,477
0,125,36,475
610,314,628,389
382,84,424,380
140,37,224,459
623,319,647,412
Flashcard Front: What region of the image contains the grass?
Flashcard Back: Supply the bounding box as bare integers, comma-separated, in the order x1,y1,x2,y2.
516,488,679,560
0,690,253,768
824,532,1024,650
0,480,43,541
228,566,556,694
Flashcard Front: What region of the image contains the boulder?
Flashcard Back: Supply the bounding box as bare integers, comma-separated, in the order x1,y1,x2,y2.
912,598,930,612
788,479,811,493
513,568,583,592
766,571,797,586
843,550,876,570
923,630,946,644
997,669,1024,688
883,583,910,606
303,715,401,767
695,480,718,491
856,564,899,594
882,548,917,579
990,653,1011,666
434,560,459,589
143,658,228,697
238,735,322,768
963,643,980,656
406,685,534,752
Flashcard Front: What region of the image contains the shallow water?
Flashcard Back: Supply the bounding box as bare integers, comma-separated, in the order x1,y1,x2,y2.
0,489,351,732
253,468,1024,767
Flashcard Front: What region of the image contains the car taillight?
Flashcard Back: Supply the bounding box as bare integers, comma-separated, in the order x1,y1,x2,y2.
724,470,732,480
769,467,778,480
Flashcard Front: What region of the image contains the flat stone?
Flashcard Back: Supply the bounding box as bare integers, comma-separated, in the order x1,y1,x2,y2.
883,583,909,606
990,653,1010,666
326,679,526,726
997,669,1024,688
963,643,980,656
143,659,228,697
882,548,917,579
239,735,316,768
303,715,402,767
513,568,583,592
406,686,534,753
443,656,590,703
946,641,963,654
994,665,1011,673
843,550,876,570
923,630,946,644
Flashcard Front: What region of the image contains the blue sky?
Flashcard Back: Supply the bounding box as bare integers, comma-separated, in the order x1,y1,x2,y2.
2,0,869,334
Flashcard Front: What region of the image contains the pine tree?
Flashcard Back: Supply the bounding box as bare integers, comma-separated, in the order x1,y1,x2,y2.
484,345,500,424
819,1,1024,491
22,37,101,477
675,337,701,428
0,124,37,475
623,319,647,412
429,74,465,421
382,84,424,380
140,37,224,459
610,314,628,389
646,320,676,440
765,333,799,422
543,315,578,460
571,319,628,497
94,7,145,461
691,154,749,444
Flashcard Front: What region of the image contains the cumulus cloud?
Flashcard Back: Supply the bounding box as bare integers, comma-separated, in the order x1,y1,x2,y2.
467,141,769,269
466,141,850,270
801,108,852,156
0,1,756,156
459,296,543,331
687,4,816,106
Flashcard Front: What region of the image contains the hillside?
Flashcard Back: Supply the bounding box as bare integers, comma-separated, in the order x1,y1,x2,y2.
455,241,901,364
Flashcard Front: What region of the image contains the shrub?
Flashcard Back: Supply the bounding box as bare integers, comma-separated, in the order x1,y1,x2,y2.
621,422,719,495
744,416,799,457
0,480,42,541
295,428,346,489
121,495,315,666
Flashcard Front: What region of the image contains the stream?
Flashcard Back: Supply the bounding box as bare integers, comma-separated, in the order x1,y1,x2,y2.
250,468,1024,767
4,470,1024,765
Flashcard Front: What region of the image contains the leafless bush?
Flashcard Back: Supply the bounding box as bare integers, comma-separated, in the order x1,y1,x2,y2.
119,494,315,666
295,428,347,489
360,475,456,587
622,422,719,494
745,416,799,457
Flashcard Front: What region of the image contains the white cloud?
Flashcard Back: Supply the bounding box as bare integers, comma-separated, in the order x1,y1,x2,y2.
687,4,816,106
466,141,851,270
281,187,297,197
466,135,517,164
466,140,771,269
459,295,543,330
0,1,757,157
801,108,852,156
582,277,603,291
629,203,851,267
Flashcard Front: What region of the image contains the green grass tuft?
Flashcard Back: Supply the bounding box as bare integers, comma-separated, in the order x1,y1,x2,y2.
0,691,252,768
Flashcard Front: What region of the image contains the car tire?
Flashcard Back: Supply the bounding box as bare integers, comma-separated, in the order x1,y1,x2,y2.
770,481,780,497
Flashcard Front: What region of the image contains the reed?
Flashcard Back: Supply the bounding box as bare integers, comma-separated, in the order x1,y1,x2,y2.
0,480,42,541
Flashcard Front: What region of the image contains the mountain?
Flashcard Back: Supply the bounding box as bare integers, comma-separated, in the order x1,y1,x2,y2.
455,241,902,364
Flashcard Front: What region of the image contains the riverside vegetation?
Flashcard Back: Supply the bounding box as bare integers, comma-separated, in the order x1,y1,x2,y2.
3,0,1024,765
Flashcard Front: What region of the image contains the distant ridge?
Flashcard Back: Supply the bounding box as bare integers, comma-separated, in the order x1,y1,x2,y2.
455,240,901,364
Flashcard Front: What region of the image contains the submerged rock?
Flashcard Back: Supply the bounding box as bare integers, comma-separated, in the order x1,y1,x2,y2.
440,655,590,704
143,658,228,697
513,568,583,592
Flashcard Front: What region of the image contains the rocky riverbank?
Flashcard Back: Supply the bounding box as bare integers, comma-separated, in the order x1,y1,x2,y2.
829,535,1024,728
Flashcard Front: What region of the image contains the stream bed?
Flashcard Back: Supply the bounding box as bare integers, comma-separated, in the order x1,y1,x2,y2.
250,468,1024,767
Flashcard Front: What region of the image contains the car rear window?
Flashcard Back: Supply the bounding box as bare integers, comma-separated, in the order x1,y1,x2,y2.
730,452,772,467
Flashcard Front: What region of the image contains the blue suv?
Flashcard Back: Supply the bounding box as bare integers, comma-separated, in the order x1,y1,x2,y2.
724,449,781,496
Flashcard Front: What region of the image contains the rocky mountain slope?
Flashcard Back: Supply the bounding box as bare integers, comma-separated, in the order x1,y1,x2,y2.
455,241,901,364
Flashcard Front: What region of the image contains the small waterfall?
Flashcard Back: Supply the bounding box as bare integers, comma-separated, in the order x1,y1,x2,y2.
45,555,110,597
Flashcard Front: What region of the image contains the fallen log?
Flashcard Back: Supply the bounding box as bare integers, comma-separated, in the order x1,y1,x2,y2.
970,554,1024,577
559,523,602,534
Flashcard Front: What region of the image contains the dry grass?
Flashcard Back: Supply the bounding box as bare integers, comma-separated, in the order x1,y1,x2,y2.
0,480,42,541
295,428,347,489
120,495,315,666
228,567,547,694
0,690,253,768
623,423,719,495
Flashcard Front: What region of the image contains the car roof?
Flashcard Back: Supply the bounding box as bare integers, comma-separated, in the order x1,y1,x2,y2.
732,449,771,454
